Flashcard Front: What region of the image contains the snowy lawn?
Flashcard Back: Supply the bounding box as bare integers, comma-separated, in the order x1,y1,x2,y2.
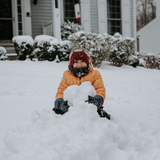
0,60,160,160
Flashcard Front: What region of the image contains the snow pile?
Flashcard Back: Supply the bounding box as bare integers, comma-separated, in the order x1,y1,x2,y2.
12,35,34,46
0,82,115,160
0,61,160,160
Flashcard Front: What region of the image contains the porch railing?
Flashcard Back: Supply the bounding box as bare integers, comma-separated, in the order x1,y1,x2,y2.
42,21,53,36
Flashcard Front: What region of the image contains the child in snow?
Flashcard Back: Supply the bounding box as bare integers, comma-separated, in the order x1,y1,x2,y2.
53,47,106,114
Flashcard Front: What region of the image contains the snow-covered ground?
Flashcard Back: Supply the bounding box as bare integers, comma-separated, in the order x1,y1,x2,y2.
0,60,160,160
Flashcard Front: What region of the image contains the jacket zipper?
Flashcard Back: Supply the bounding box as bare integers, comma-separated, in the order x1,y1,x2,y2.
79,77,81,85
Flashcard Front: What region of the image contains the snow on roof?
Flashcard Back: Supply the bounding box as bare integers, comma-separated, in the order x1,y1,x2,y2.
12,35,34,46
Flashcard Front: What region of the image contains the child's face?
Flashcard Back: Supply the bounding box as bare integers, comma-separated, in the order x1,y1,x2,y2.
73,60,87,68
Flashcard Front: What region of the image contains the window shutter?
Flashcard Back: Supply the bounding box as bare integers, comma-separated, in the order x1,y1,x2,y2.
80,0,91,32
98,0,107,34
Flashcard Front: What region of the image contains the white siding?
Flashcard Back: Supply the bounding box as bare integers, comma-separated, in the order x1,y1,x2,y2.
121,0,130,37
90,0,99,33
130,0,134,38
81,0,91,32
138,17,160,54
31,0,52,38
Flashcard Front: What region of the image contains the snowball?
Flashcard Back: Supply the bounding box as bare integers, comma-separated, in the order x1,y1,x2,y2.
64,81,96,106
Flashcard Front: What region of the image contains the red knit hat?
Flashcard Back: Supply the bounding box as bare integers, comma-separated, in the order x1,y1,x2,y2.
69,48,90,67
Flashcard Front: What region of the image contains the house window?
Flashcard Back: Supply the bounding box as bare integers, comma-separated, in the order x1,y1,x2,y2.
107,0,122,35
64,0,81,24
17,0,23,35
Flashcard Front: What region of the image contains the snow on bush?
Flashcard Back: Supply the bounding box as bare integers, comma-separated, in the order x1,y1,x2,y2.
0,46,7,60
61,20,83,40
12,35,34,60
68,31,113,67
137,52,160,69
34,35,72,61
34,35,59,61
108,33,136,67
57,40,72,61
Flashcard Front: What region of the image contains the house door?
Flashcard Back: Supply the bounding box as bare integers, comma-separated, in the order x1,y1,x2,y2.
0,0,13,40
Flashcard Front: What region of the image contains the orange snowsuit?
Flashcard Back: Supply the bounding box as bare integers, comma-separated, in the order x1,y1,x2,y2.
55,61,106,100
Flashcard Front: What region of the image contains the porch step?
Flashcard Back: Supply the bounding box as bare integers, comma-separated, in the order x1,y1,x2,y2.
5,47,16,53
6,53,18,60
0,43,13,47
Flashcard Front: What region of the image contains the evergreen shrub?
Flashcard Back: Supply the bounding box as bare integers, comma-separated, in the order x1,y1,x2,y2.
68,31,112,67
34,35,59,61
12,35,34,60
33,35,72,61
61,20,83,40
137,52,160,69
108,33,136,67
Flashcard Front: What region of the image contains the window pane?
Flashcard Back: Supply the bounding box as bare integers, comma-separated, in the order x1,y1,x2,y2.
107,0,121,18
19,31,22,35
18,23,22,30
17,0,21,5
18,6,21,13
108,20,121,35
107,0,121,35
64,0,80,24
18,14,22,21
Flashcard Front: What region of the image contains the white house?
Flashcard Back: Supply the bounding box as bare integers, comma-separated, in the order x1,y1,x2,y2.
137,0,160,54
0,0,136,42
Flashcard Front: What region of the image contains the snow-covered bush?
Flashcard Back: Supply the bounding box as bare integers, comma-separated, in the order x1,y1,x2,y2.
68,31,112,67
34,35,72,61
128,55,140,68
12,35,34,60
137,52,160,69
61,20,83,40
0,46,7,60
57,40,72,61
108,33,136,67
34,35,59,61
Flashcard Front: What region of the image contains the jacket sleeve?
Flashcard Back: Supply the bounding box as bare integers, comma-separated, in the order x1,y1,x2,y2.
55,71,69,100
92,70,106,100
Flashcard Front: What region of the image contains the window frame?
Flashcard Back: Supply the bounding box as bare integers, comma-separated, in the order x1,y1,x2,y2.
107,0,122,35
63,0,81,24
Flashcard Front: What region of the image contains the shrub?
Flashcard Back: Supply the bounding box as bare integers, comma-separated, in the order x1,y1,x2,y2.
33,35,72,61
68,31,112,67
57,41,72,61
0,46,7,60
34,35,59,61
12,35,34,60
61,20,83,40
108,33,136,67
137,52,160,69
